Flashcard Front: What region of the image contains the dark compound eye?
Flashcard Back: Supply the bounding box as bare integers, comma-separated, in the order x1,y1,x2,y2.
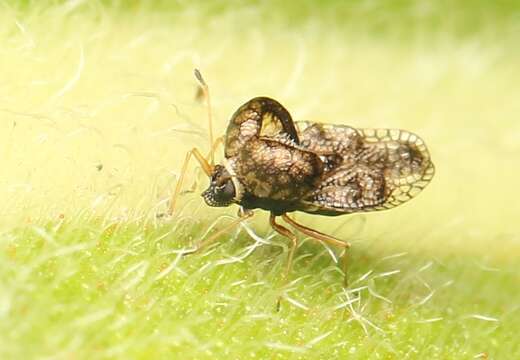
201,167,236,207
214,179,236,203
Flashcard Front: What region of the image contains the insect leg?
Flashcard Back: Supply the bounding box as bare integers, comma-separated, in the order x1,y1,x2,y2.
281,215,350,248
184,209,254,255
269,213,299,311
169,148,213,215
281,214,351,287
182,136,226,195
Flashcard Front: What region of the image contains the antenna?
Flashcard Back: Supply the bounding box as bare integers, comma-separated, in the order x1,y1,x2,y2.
194,69,215,166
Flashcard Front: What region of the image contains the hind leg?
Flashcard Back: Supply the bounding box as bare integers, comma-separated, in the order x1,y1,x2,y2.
269,213,299,311
281,214,351,287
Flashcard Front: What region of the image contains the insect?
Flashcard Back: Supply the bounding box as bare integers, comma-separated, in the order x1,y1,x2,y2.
170,70,434,301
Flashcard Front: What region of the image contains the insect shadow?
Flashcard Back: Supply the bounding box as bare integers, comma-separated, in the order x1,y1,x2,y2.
170,70,434,310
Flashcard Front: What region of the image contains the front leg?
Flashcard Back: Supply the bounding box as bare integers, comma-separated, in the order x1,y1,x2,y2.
182,208,254,256
169,147,213,215
180,136,226,196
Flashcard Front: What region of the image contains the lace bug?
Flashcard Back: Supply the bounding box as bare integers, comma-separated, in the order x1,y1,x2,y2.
170,70,434,307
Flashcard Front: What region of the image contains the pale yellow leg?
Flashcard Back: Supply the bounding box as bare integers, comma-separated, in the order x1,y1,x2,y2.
270,213,299,311
281,214,351,287
184,210,254,255
169,148,212,215
178,136,226,196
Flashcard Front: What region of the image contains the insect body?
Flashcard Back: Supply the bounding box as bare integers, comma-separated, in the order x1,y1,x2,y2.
170,70,434,302
204,97,434,217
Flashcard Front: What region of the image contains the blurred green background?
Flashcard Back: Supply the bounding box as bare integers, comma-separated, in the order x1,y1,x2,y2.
0,1,519,359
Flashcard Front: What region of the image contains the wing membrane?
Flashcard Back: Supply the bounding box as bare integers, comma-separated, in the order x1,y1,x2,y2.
300,125,435,214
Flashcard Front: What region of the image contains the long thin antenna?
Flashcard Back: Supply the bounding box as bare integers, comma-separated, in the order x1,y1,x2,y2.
194,69,215,166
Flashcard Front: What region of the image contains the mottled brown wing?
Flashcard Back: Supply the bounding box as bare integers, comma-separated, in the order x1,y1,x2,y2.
294,121,364,172
300,125,435,215
301,163,388,215
224,97,300,158
357,128,435,210
295,121,363,155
